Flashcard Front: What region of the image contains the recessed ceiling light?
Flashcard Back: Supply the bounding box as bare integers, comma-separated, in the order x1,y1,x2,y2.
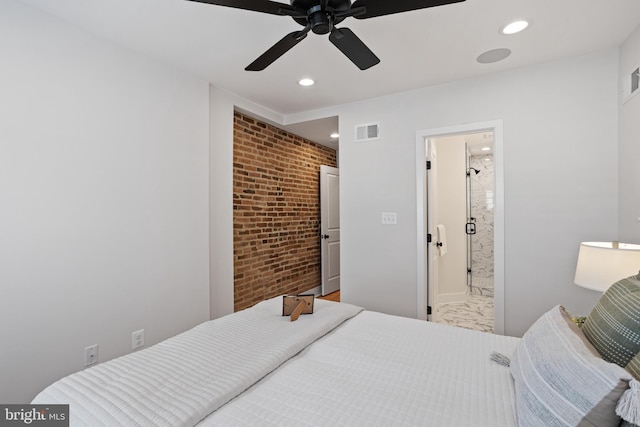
476,48,511,64
482,146,491,151
330,133,340,139
501,20,529,35
298,78,315,86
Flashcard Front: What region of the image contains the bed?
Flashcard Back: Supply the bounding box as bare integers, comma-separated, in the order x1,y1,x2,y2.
33,276,640,427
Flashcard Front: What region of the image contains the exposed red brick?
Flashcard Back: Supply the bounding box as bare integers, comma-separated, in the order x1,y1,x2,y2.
233,111,337,311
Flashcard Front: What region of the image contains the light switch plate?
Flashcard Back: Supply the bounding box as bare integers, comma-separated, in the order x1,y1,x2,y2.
381,212,397,225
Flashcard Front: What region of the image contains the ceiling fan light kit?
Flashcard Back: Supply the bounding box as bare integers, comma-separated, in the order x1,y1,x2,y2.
187,0,465,71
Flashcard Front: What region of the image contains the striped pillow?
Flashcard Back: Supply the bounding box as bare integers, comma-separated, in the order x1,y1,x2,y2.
627,352,640,381
510,305,631,427
582,273,640,367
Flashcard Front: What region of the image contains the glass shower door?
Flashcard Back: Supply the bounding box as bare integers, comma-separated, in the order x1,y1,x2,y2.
465,144,476,293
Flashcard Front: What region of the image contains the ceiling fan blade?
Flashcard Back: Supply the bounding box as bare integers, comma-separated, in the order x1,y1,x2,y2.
185,0,295,16
245,31,307,71
351,0,465,19
329,28,380,70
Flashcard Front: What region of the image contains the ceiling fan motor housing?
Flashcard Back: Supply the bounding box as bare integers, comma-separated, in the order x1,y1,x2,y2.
291,0,351,34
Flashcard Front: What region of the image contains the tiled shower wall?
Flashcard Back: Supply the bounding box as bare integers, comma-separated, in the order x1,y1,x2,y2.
470,154,494,289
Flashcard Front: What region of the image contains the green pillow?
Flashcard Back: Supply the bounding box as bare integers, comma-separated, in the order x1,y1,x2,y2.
627,352,640,381
582,273,640,367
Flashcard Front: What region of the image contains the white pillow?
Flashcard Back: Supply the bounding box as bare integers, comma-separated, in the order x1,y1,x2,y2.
510,305,632,427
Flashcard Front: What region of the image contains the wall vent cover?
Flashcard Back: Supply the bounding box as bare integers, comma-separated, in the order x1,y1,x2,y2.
355,123,380,142
623,66,640,104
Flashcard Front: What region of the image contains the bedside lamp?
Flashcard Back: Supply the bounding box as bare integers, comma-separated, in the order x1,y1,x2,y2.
574,241,640,292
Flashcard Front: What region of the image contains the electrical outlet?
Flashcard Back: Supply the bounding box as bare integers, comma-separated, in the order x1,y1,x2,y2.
132,329,144,350
84,344,98,367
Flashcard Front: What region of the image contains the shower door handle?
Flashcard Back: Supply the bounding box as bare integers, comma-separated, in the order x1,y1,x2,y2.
466,222,476,235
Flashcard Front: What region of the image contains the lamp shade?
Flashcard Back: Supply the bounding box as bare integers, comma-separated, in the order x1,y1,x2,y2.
574,242,640,292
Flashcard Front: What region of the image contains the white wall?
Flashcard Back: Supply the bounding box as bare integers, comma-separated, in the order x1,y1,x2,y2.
619,25,640,244
333,49,619,337
208,88,285,319
209,87,235,320
0,2,210,403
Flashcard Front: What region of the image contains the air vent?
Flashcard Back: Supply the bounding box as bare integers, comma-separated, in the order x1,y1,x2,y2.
355,123,380,142
623,67,640,104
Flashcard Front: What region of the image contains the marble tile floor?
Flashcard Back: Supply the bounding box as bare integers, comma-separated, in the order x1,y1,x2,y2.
469,276,494,297
433,294,494,333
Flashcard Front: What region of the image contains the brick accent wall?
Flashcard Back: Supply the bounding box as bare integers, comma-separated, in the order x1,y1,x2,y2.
233,112,337,311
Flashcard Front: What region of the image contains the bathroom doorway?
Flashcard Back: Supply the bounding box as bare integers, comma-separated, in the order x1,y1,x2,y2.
427,132,495,332
415,120,504,334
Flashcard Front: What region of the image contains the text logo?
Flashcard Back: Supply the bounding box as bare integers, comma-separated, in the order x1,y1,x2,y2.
1,405,68,426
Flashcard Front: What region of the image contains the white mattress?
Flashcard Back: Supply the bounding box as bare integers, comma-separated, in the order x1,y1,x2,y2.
200,311,520,427
32,298,362,426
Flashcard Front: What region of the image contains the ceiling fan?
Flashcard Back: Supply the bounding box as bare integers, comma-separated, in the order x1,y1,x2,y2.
186,0,465,71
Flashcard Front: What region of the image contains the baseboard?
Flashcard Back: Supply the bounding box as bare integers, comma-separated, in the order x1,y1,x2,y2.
306,286,322,296
437,291,467,305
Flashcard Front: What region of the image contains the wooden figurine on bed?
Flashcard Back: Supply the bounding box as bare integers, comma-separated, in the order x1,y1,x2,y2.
282,295,314,321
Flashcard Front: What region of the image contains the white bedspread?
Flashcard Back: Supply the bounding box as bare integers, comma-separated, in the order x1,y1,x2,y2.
201,311,520,427
32,298,362,426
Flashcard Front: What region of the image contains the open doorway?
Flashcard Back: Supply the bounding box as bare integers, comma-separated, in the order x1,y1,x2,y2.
415,120,504,335
427,133,495,332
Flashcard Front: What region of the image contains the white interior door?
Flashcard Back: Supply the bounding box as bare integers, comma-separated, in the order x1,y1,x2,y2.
320,165,340,296
427,140,439,318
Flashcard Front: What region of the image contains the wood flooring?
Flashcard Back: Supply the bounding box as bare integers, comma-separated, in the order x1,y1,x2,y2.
318,291,340,302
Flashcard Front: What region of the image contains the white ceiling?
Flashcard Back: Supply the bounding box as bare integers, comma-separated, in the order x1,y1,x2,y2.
465,132,493,156
21,0,640,147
